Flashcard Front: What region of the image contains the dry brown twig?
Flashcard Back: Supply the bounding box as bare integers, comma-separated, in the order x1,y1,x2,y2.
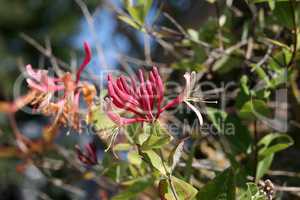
20,33,69,70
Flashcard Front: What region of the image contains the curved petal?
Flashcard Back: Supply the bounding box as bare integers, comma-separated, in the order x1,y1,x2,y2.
105,98,145,126
26,64,42,81
26,79,47,92
76,42,92,83
184,100,203,126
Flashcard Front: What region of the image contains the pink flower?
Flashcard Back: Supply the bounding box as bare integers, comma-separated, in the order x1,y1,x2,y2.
26,42,92,94
26,65,64,93
106,67,184,126
25,42,96,131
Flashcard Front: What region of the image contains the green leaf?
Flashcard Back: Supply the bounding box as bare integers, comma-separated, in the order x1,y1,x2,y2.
256,154,274,182
92,108,115,131
159,176,198,200
258,133,294,158
126,123,143,144
124,0,152,25
118,15,141,29
256,133,294,181
206,107,227,133
268,0,275,10
263,38,291,50
172,176,198,200
141,122,172,150
269,68,288,88
127,152,142,165
112,179,152,200
239,99,271,121
273,2,294,29
251,64,271,87
236,76,251,109
197,168,235,200
142,150,168,175
168,139,185,171
188,29,199,42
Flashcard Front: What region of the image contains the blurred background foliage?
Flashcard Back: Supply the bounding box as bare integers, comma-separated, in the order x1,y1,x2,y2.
0,0,299,200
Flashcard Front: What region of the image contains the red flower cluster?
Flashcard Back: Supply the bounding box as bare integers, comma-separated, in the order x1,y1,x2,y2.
106,67,183,126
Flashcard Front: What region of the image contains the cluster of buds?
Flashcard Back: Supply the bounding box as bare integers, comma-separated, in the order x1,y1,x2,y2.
106,67,205,127
258,179,275,200
26,42,96,132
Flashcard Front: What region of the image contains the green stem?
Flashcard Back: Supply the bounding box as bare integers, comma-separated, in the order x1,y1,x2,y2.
159,150,179,200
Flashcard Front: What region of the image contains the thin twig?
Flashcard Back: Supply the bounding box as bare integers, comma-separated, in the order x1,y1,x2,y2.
251,43,274,72
268,170,300,178
163,12,211,48
159,150,179,200
20,33,69,69
74,0,108,69
275,185,300,193
45,37,64,76
104,0,182,59
163,12,187,36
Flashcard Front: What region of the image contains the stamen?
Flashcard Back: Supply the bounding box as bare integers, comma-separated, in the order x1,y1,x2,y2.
186,97,218,104
105,128,119,152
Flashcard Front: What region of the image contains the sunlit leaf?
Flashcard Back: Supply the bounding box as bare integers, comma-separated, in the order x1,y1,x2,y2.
127,151,142,165
258,133,293,159
168,139,186,171
142,150,168,175
256,133,294,181
118,15,141,30
159,176,198,200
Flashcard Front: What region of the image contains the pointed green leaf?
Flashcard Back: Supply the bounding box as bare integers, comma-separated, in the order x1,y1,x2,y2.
141,122,172,150
168,139,185,171
142,150,168,175
159,177,198,200
239,99,271,121
256,133,293,181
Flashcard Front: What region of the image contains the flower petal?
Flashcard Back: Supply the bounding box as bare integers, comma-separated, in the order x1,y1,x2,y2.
26,64,42,81
76,42,92,83
105,98,145,126
184,100,203,126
